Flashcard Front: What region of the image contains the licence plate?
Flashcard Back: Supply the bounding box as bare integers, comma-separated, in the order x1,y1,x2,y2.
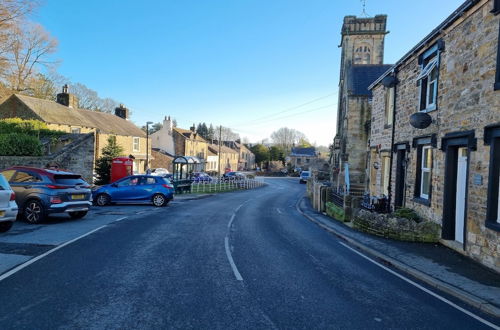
0,211,4,217
72,194,85,200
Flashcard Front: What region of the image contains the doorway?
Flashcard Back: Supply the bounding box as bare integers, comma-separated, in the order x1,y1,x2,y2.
394,149,406,208
454,147,468,243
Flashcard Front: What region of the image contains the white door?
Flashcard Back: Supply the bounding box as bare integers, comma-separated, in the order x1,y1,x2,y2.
455,147,468,243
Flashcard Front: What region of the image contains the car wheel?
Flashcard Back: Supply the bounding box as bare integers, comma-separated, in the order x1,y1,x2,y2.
95,194,110,206
0,221,13,233
152,193,167,207
23,199,46,224
69,211,88,219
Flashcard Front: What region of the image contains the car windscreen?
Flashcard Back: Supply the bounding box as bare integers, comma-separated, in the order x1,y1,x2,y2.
53,175,87,185
0,174,9,190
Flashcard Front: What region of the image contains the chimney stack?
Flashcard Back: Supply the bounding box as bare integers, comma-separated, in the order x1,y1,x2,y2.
56,84,79,108
114,104,129,120
190,123,196,132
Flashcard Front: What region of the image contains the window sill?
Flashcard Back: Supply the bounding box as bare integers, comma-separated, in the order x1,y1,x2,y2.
485,221,500,232
412,197,431,206
419,107,436,114
491,8,500,15
494,82,500,91
384,124,392,129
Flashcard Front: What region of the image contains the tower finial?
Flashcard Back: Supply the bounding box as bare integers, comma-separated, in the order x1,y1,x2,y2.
360,0,369,17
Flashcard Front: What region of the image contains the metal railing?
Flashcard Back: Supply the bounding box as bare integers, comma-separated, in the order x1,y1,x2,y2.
187,178,266,194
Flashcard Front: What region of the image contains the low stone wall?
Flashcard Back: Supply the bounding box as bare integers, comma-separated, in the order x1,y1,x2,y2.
353,209,441,243
0,133,95,183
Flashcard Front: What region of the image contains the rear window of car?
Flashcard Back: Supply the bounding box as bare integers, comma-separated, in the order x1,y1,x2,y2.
53,175,87,185
12,171,43,183
301,172,310,177
0,174,9,190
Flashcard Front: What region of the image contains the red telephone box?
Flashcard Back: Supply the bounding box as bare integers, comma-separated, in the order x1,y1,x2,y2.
111,157,133,182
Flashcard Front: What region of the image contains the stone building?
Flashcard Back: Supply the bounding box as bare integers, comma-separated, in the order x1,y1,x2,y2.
151,118,209,165
289,147,318,171
208,143,239,173
331,14,391,200
222,140,256,171
0,89,151,175
368,0,500,271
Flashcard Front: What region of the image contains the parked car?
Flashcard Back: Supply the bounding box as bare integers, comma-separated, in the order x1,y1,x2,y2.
0,174,18,232
0,166,92,224
191,172,213,183
151,168,170,177
93,175,174,207
222,171,246,181
299,171,311,184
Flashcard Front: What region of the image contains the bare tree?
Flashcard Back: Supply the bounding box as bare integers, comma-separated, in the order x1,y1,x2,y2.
215,125,240,142
270,127,306,152
3,23,58,92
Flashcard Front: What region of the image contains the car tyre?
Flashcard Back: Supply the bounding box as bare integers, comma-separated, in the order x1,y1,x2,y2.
69,211,88,219
23,199,46,224
95,194,110,206
152,193,167,207
0,221,13,233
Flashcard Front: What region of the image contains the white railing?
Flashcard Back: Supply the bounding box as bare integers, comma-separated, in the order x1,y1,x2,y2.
188,178,266,194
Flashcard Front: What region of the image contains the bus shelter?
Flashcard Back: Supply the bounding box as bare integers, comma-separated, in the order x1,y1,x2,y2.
172,156,204,193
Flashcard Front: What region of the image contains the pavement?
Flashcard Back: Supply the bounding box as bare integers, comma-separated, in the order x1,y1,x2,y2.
297,196,500,318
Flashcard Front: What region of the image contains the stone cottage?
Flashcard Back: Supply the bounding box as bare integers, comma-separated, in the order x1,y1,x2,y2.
0,88,151,174
289,147,318,171
368,0,500,271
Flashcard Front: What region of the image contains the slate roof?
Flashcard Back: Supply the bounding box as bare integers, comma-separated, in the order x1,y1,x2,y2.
347,65,393,96
290,147,316,157
208,143,238,155
173,127,207,142
3,94,145,137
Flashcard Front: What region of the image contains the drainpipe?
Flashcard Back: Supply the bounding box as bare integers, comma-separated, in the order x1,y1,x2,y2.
387,69,398,213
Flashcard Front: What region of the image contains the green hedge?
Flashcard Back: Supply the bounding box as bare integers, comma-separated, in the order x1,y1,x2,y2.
0,118,66,138
0,133,43,156
326,201,345,222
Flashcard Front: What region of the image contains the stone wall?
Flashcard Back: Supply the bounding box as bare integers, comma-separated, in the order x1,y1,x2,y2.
0,133,95,183
151,150,173,172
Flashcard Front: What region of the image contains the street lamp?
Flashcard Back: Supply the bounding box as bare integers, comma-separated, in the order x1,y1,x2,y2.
146,121,153,172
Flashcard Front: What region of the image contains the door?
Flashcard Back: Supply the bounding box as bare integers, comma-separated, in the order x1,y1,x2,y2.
394,149,406,208
454,147,468,243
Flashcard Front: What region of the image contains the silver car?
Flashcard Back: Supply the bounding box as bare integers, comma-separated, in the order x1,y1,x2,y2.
0,174,18,233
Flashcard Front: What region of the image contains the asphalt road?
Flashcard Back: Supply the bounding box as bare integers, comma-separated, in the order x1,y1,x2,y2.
0,178,496,329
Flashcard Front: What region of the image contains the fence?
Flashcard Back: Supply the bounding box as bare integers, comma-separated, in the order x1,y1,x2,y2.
187,178,266,194
330,186,345,208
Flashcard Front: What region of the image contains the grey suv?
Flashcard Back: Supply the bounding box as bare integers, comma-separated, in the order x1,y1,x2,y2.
0,166,92,224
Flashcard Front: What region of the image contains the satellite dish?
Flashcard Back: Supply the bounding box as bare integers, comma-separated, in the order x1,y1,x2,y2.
409,112,432,129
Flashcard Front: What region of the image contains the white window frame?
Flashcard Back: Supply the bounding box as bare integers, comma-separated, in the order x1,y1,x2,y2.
418,50,439,113
382,155,391,196
420,146,432,199
71,127,81,134
133,137,140,152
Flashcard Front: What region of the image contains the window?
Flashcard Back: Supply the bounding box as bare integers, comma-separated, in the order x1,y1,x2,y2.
354,45,371,64
71,127,81,134
1,170,16,181
413,135,435,204
418,45,439,112
382,155,391,196
420,146,432,199
385,87,395,125
133,137,140,152
485,125,500,230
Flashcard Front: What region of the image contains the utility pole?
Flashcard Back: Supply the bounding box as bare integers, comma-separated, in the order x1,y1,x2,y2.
218,125,222,178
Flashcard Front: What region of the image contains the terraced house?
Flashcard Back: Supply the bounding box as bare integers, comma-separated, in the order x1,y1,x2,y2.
0,87,151,174
367,0,500,271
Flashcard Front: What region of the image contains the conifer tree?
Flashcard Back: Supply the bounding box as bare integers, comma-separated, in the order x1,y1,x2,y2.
94,136,124,185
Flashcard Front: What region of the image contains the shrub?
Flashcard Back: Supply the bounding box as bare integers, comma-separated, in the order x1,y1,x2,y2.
393,207,420,222
0,133,43,156
0,118,66,138
94,136,124,185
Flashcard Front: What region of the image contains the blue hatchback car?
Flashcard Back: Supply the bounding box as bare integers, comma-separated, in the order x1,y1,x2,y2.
93,175,174,207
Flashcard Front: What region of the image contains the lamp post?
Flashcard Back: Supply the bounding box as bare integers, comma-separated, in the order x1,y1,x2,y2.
146,121,153,172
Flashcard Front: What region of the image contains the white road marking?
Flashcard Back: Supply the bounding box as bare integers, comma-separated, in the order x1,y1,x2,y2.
0,225,107,283
115,217,127,222
339,242,499,329
224,202,247,281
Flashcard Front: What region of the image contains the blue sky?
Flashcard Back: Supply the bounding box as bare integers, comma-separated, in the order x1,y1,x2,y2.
36,0,464,145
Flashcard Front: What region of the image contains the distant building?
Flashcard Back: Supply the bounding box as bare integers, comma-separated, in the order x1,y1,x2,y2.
289,147,317,171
